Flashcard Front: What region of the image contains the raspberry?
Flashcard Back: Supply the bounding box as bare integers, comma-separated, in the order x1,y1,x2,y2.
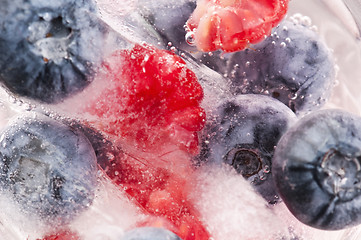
186,0,289,52
86,43,205,154
117,153,211,240
38,230,79,240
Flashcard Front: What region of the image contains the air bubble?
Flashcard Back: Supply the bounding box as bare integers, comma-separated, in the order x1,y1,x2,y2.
264,165,270,173
185,31,196,46
310,25,318,32
106,152,115,161
288,92,298,100
301,16,312,26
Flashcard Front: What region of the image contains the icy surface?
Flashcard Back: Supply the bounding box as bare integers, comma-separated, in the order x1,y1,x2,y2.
0,0,361,239
289,0,361,116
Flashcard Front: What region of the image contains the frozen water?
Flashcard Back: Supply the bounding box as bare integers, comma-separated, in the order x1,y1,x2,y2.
71,173,145,240
1,0,361,239
190,166,289,240
0,172,145,240
96,0,163,48
49,0,361,239
181,53,233,115
289,0,361,116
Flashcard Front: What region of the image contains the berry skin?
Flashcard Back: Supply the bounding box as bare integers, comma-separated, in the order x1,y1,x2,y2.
227,17,336,115
39,230,79,240
121,227,182,240
0,0,109,103
186,0,289,52
65,120,125,183
197,94,296,203
0,113,97,225
86,43,205,155
110,151,211,240
273,109,361,230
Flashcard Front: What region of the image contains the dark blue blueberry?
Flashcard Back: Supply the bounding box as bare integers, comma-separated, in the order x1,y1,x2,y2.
0,113,98,225
272,109,361,230
226,17,336,115
121,227,182,240
0,0,112,103
138,0,197,52
197,94,297,203
66,120,124,182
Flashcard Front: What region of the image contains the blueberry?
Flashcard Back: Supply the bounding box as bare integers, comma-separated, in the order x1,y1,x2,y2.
0,113,98,224
226,16,336,115
272,109,361,230
121,227,182,240
65,120,124,182
138,0,197,52
0,0,111,103
197,94,297,203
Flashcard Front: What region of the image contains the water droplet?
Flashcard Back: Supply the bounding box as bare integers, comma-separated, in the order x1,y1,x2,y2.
106,152,115,161
185,31,196,46
259,174,266,181
280,42,286,48
301,16,312,26
310,25,318,32
288,92,298,100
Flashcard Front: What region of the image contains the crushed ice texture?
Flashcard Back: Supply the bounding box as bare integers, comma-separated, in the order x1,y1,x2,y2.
1,0,361,239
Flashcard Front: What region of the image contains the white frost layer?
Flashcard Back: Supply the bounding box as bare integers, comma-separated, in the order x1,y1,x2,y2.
72,173,145,240
191,166,289,240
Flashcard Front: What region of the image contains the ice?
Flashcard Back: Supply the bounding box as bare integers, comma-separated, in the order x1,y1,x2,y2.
0,171,144,240
190,166,289,240
190,165,361,240
1,0,361,239
96,0,163,48
289,0,361,116
71,173,145,240
181,53,233,115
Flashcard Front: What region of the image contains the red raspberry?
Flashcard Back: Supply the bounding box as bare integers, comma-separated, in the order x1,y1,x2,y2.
186,0,289,52
38,230,79,240
87,43,205,155
117,153,211,240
